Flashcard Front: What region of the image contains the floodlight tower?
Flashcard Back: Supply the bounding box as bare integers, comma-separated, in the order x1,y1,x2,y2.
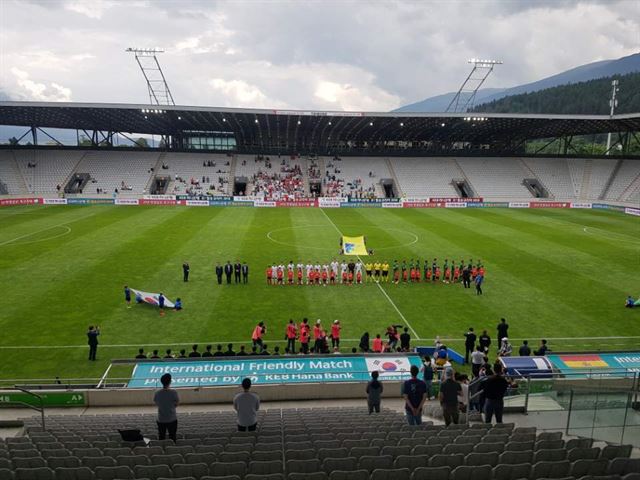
126,47,175,105
605,79,619,155
446,59,503,113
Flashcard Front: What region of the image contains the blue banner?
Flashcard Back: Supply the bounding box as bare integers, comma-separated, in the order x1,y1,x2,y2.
128,354,424,388
67,198,115,205
340,202,382,208
209,200,233,206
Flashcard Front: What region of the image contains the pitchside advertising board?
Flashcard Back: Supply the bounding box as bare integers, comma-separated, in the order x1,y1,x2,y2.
0,392,85,407
547,353,640,376
127,354,424,388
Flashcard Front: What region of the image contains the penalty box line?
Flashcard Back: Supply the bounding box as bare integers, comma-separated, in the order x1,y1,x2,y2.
1,336,640,349
319,208,421,340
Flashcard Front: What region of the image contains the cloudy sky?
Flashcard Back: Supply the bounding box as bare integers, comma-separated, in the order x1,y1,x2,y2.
0,0,638,111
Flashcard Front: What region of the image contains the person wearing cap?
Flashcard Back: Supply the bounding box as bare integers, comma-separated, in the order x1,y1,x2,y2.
439,367,462,426
498,337,512,357
331,320,341,349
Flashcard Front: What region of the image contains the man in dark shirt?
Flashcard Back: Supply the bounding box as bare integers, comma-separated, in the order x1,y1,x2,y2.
534,339,549,356
188,344,201,358
215,263,223,285
462,266,471,288
182,262,190,282
482,363,510,424
150,349,160,359
135,348,147,359
213,345,225,357
464,327,477,364
439,368,462,426
237,346,248,356
87,326,100,361
401,365,427,425
479,330,491,353
249,346,259,356
348,261,355,275
224,261,233,284
260,344,270,355
241,262,249,284
234,261,242,284
201,345,213,357
225,343,236,356
400,327,411,351
519,340,531,356
497,318,509,349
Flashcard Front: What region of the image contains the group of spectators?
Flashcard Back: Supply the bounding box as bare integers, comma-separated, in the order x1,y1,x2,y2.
358,326,412,353
250,165,304,198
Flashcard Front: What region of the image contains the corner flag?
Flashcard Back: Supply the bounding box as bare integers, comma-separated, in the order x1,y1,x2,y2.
342,235,368,256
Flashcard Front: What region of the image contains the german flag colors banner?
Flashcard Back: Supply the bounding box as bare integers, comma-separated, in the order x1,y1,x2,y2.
559,354,608,368
342,236,368,256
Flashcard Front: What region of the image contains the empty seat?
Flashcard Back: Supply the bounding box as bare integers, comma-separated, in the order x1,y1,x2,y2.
116,455,149,468
165,447,194,456
451,465,491,480
536,440,565,451
474,443,504,453
14,468,55,480
217,452,250,464
194,446,222,455
411,445,441,456
567,447,600,461
286,459,320,474
492,462,531,480
172,463,208,479
358,455,393,473
498,450,532,464
601,445,632,460
12,459,46,470
570,459,609,477
505,441,534,452
183,453,215,466
134,447,164,457
247,460,282,475
244,473,284,480
47,459,81,470
465,452,499,467
11,451,41,459
41,451,71,460
81,458,116,469
93,466,133,480
322,458,357,474
102,449,130,458
394,455,429,469
54,467,94,480
370,468,410,480
380,446,411,458
610,458,640,475
535,450,567,462
71,450,101,460
133,464,172,480
538,432,563,441
208,461,246,478
429,454,463,469
318,449,348,461
410,466,451,480
285,450,316,461
443,444,473,455
328,470,368,480
150,455,184,467
565,438,593,450
530,460,571,479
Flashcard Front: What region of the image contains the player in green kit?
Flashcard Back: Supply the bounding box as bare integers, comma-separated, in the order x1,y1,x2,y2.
392,260,400,284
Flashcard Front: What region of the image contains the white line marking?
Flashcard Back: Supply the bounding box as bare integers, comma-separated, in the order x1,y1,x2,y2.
582,226,640,244
319,207,421,339
0,335,639,350
0,213,94,247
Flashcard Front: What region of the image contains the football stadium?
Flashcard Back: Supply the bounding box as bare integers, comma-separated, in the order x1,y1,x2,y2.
1,1,640,478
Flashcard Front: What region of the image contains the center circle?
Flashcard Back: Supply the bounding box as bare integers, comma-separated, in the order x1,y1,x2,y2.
266,225,418,251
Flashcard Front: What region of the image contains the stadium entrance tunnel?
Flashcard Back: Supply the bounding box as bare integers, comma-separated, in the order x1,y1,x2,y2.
65,173,90,194
523,178,548,198
380,178,396,198
233,176,247,195
452,179,475,198
151,175,170,194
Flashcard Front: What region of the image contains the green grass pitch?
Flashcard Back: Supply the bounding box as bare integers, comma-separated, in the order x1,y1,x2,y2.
0,204,638,383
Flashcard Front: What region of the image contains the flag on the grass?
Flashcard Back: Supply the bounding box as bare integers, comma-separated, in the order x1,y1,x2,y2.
130,288,175,308
342,235,368,256
560,354,608,368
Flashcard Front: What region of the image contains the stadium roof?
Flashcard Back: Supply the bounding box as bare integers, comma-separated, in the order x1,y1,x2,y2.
1,101,639,153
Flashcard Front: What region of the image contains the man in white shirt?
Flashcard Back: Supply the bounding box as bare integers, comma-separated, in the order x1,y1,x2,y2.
340,262,348,283
233,378,260,432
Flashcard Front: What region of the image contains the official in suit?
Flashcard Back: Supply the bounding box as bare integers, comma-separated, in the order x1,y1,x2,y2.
241,262,249,284
224,261,233,284
215,262,223,285
234,261,241,284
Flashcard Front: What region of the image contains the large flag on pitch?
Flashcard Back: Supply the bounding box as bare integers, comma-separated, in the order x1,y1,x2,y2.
342,235,368,256
130,288,175,308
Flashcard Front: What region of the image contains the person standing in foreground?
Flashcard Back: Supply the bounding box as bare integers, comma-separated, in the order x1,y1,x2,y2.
331,320,341,349
474,273,484,295
233,378,260,431
252,322,266,349
124,285,131,308
497,318,509,348
286,319,297,353
215,262,223,285
87,325,100,361
241,262,249,284
153,373,179,441
366,371,383,414
471,346,485,378
234,261,242,284
423,359,434,400
400,327,411,352
464,327,477,364
402,365,427,425
224,261,233,284
182,262,190,282
439,367,462,426
482,362,510,424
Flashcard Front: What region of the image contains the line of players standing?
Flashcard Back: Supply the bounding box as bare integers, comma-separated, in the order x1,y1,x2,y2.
182,261,250,285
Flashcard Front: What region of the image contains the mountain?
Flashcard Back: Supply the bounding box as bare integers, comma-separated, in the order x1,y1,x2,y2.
395,52,640,112
472,71,640,115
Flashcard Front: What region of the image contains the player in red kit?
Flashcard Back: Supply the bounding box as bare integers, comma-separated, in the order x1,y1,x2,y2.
266,266,273,285
287,268,294,285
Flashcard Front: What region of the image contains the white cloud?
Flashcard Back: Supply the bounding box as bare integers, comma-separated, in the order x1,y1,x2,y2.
314,80,400,112
10,67,72,101
63,0,115,19
209,78,272,108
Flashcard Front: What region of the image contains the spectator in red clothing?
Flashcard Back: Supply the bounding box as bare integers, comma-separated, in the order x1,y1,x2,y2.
286,319,297,353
